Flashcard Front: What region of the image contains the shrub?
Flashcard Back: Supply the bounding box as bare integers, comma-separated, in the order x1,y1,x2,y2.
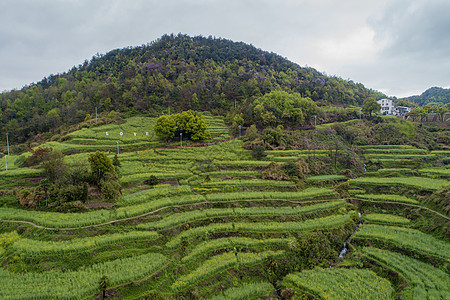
252,144,267,160
88,151,115,183
282,162,300,177
144,175,159,186
99,174,121,203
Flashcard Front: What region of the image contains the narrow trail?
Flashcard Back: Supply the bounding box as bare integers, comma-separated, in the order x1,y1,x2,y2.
86,262,171,300
347,197,450,221
0,198,336,231
2,197,447,231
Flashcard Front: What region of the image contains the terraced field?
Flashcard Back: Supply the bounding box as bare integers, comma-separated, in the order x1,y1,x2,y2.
0,118,448,299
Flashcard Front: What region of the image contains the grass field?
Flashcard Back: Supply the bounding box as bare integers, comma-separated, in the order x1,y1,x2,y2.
0,116,448,299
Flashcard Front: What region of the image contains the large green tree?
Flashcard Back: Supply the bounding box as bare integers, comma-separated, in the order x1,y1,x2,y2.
252,90,317,128
154,110,210,141
88,151,115,183
362,97,381,116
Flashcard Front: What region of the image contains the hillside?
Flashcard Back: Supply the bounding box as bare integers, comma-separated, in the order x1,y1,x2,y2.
403,87,450,106
0,113,448,299
0,33,385,144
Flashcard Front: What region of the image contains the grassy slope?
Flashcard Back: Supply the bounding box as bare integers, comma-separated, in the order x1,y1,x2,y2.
0,116,448,299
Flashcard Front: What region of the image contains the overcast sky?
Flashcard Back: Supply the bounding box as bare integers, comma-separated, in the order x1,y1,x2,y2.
1,0,449,98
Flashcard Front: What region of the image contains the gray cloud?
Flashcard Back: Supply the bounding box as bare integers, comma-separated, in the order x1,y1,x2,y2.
365,0,450,96
0,0,448,97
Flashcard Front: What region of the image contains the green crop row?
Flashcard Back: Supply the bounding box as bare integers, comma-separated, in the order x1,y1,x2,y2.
0,252,167,299
418,167,450,177
353,224,450,261
182,237,291,263
366,154,436,160
202,170,260,177
66,117,157,142
307,175,347,181
137,200,345,230
265,150,330,156
349,176,449,191
200,179,296,188
362,247,450,299
118,185,193,206
362,148,427,155
359,145,417,149
265,154,329,161
120,171,192,184
171,250,285,291
0,189,337,228
430,150,450,156
118,160,191,176
0,167,43,178
214,160,272,167
205,187,336,202
282,268,394,300
166,213,354,249
363,214,411,225
265,156,301,162
209,282,274,300
0,194,206,228
354,194,420,205
376,168,413,174
11,231,160,256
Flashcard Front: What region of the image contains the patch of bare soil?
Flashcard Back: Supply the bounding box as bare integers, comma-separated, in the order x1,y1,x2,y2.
160,180,179,186
86,201,113,209
21,176,45,183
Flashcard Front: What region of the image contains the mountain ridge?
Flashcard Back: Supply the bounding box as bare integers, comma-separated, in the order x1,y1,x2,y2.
0,33,385,143
402,87,450,106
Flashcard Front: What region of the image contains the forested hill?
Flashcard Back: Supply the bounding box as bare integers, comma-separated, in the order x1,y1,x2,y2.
403,87,450,106
0,34,384,143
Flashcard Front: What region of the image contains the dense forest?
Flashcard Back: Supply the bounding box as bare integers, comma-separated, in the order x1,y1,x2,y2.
403,87,450,106
0,34,386,144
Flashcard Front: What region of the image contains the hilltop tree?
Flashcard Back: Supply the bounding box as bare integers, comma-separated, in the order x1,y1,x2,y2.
154,110,210,141
154,115,177,140
362,97,381,116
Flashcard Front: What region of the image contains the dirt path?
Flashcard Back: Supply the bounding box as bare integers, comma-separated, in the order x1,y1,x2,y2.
348,197,450,220
0,198,335,230
2,197,448,231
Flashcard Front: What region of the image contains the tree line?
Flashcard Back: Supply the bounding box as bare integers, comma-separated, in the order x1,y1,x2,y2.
0,34,385,145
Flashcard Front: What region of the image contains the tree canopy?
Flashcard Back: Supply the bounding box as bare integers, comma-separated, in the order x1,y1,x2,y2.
154,110,210,141
0,34,385,144
88,151,116,183
251,90,317,128
362,97,381,116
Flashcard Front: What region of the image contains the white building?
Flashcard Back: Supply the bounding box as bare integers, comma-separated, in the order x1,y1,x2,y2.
377,98,412,117
377,98,395,115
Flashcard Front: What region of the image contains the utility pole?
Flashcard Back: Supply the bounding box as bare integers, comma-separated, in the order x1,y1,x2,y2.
314,115,317,128
234,99,236,110
2,154,7,171
116,140,120,155
238,125,241,137
360,109,362,120
180,132,183,147
96,107,98,124
6,133,10,156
